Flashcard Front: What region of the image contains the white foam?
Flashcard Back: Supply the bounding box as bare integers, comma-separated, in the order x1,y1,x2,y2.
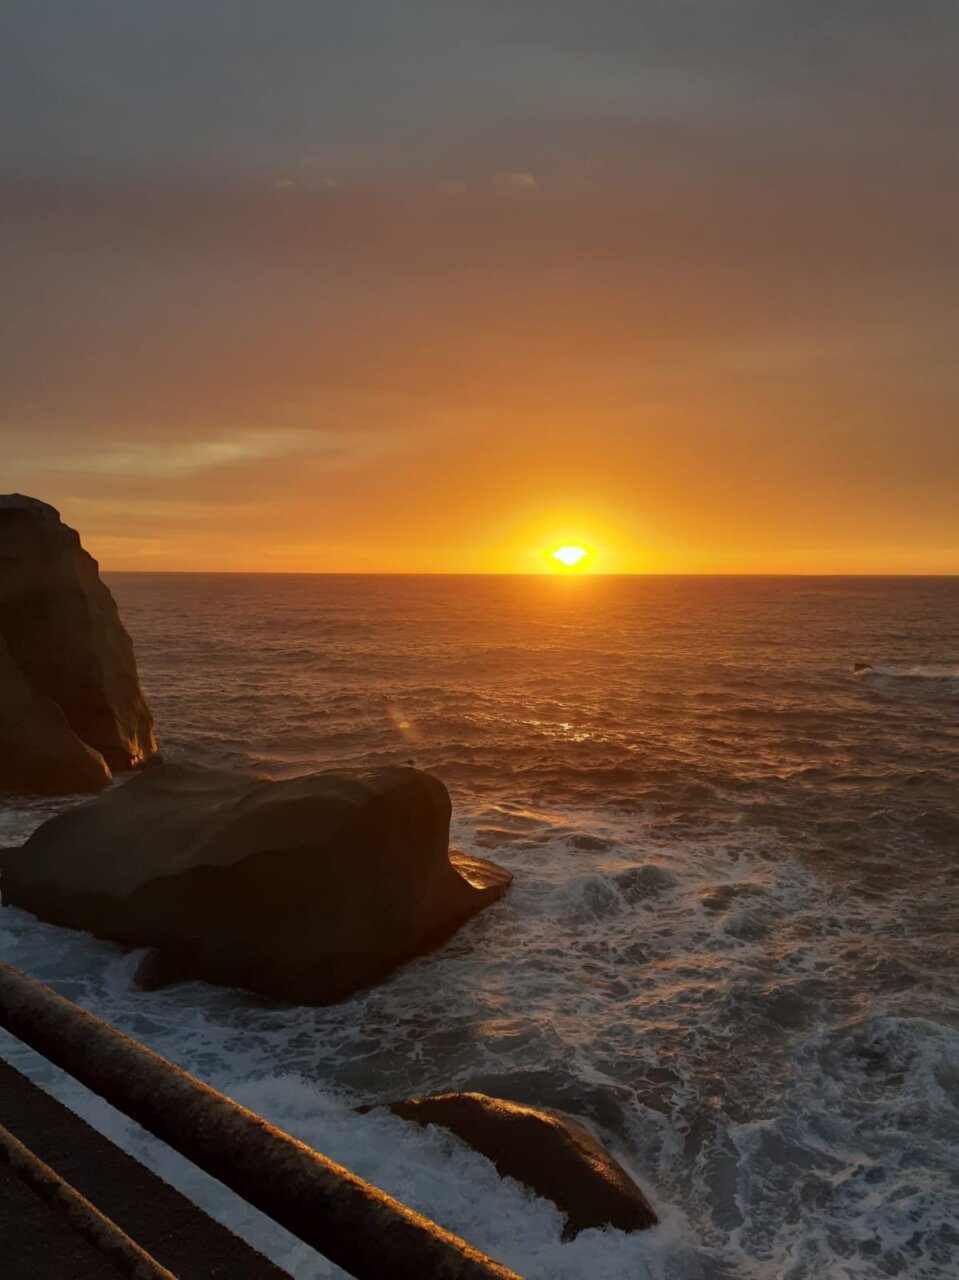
1,796,956,1279
0,1030,707,1280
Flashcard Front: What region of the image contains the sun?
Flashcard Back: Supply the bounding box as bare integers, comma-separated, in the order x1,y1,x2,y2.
552,545,588,567
549,544,591,571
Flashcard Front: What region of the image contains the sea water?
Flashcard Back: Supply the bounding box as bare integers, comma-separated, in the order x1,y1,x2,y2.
1,574,957,1279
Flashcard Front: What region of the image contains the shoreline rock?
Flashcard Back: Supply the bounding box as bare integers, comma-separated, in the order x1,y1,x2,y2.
0,632,111,794
362,1091,658,1239
1,762,512,1005
0,494,156,795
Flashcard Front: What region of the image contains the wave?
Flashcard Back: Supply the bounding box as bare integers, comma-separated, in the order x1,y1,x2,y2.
854,663,959,679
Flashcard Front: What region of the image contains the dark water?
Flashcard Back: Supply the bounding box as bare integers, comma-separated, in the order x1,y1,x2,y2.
2,575,958,1279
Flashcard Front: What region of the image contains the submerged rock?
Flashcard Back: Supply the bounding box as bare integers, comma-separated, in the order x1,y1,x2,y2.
0,494,156,794
1,763,512,1005
366,1091,657,1239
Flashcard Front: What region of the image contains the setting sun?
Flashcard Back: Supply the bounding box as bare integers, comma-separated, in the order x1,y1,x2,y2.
550,544,591,570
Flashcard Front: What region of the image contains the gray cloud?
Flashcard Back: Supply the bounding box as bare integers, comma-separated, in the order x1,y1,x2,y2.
3,1,958,181
1,2,957,566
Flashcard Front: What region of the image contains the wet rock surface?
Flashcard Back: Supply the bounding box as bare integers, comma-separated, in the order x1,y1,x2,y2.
365,1091,658,1239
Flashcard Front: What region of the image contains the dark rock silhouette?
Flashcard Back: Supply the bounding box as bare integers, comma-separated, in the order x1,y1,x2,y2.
1,763,512,1005
363,1092,658,1239
0,632,111,794
0,494,156,793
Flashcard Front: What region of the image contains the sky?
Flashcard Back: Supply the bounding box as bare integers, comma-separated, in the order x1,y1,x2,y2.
2,1,958,572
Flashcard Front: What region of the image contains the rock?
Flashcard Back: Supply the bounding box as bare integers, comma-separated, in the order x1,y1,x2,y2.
367,1092,657,1239
1,763,512,1005
0,632,111,794
0,494,156,792
440,1068,633,1134
132,948,195,991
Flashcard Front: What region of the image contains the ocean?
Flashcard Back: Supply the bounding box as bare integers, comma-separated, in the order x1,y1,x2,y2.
1,573,957,1279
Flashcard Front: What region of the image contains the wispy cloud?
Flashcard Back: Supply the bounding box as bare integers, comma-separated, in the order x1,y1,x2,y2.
495,171,538,191
24,427,394,481
30,434,299,480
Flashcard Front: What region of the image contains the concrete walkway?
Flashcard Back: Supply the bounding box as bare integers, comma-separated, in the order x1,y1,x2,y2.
0,1057,291,1279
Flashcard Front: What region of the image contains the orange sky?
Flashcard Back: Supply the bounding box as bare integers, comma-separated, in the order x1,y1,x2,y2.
3,4,958,573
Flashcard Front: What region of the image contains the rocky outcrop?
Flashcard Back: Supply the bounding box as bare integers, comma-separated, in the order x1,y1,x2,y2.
1,763,512,1005
0,494,156,794
367,1092,657,1239
0,632,111,795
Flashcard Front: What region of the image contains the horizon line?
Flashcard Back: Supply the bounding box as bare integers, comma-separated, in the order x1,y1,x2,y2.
99,569,959,579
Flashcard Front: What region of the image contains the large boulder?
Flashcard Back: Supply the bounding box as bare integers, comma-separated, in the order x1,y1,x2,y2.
367,1092,658,1239
0,632,111,794
0,494,156,793
1,763,512,1005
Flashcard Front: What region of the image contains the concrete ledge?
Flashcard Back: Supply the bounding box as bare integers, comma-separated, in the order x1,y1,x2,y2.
0,1057,289,1280
1,1158,128,1280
